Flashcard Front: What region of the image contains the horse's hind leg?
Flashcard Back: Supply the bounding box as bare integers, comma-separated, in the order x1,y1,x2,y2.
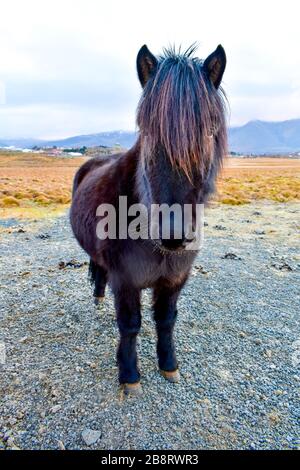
89,260,107,305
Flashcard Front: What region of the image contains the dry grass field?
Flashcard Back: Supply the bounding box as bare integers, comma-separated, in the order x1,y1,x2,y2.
217,157,300,205
0,152,87,219
0,152,299,218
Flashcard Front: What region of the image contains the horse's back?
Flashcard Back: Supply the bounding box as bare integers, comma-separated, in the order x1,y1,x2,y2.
70,153,122,261
72,153,123,197
70,145,140,264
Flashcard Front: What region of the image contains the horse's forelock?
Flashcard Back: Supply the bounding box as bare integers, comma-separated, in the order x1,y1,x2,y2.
137,47,227,181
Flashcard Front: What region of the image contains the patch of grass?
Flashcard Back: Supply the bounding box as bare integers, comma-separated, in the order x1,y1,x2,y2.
0,152,82,211
219,196,250,205
1,196,20,207
0,204,69,220
34,195,52,205
216,171,300,205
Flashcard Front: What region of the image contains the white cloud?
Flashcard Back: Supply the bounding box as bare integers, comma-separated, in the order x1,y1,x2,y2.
0,104,136,139
0,0,299,137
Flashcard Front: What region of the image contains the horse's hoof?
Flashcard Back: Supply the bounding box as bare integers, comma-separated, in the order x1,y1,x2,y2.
160,369,180,383
94,296,105,306
122,382,142,396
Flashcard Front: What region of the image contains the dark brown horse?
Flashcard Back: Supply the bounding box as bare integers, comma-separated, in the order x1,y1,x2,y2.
70,44,227,394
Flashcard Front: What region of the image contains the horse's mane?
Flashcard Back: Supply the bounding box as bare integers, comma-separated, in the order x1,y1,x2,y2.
137,45,227,181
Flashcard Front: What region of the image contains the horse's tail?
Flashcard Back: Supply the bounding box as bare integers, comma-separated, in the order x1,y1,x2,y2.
88,259,98,287
88,259,107,303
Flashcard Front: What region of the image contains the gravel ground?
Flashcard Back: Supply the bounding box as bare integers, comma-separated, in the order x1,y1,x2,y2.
0,202,299,450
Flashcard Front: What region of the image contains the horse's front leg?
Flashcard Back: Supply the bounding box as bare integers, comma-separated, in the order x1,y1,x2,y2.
153,279,187,383
113,284,142,395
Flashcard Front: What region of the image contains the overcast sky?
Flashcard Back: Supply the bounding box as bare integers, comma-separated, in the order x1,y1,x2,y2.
0,0,299,139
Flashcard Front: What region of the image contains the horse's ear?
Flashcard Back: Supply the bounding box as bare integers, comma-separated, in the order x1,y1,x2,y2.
137,45,158,87
203,45,226,89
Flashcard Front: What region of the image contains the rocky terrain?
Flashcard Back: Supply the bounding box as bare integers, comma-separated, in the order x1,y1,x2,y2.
0,203,299,450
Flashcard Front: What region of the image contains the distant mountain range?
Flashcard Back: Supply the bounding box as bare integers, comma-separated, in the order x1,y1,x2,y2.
45,131,137,150
0,131,137,151
229,119,300,154
1,119,300,154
